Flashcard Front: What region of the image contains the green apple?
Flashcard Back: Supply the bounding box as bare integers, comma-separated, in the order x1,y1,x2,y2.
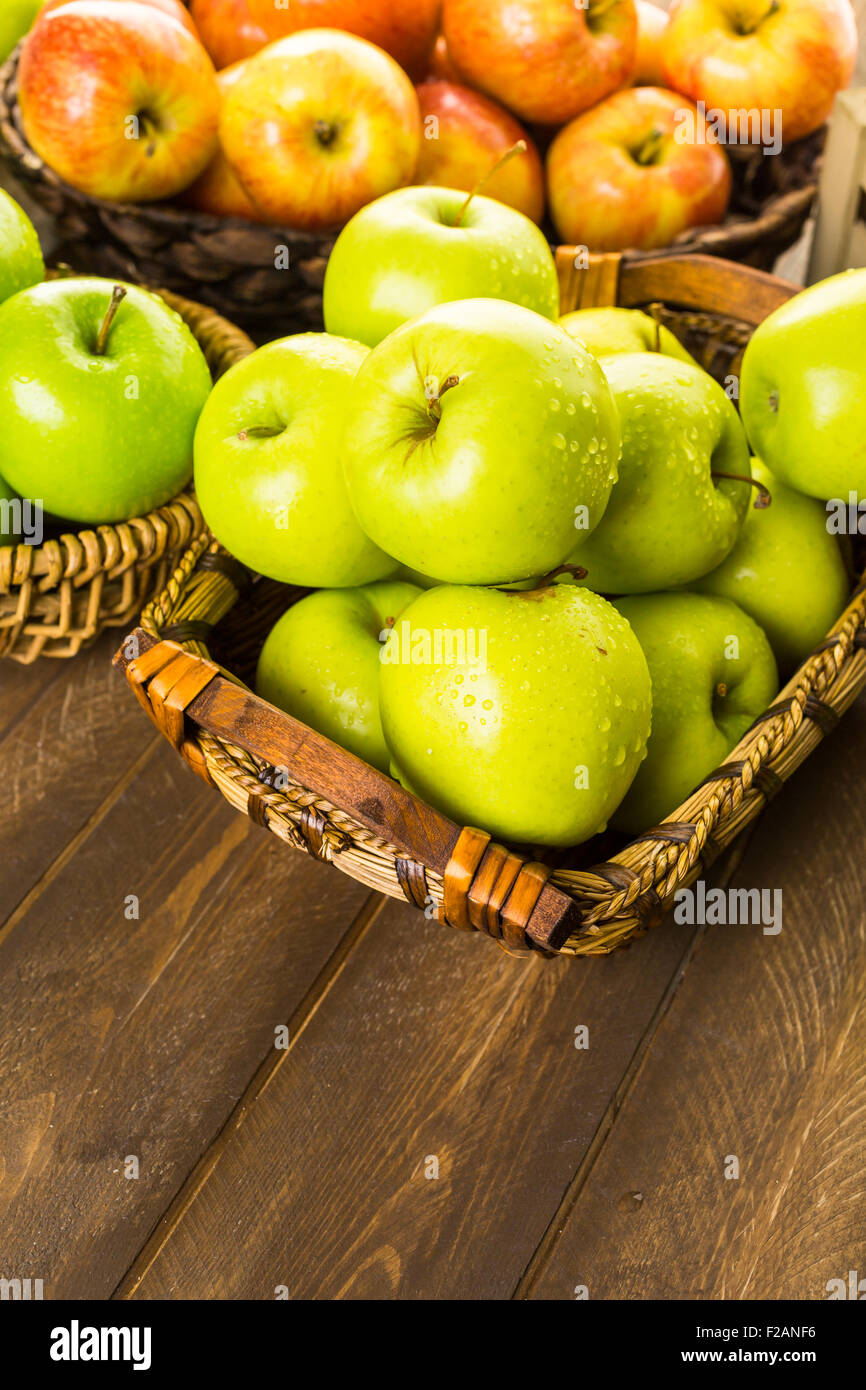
0,187,44,305
194,333,396,588
0,0,45,64
690,458,851,676
256,581,421,773
740,268,866,501
0,278,211,523
379,582,652,847
323,185,560,348
559,307,697,365
342,297,620,585
613,592,778,833
565,353,752,594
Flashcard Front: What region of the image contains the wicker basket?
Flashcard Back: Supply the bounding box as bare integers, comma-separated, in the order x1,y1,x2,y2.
0,289,254,662
0,42,822,337
112,252,866,957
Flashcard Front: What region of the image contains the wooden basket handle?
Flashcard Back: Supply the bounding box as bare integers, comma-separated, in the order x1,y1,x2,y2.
113,630,584,954
556,249,798,321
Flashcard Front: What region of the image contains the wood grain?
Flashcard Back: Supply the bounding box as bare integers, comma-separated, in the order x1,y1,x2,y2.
525,696,866,1301
0,636,157,927
118,902,701,1300
0,734,372,1298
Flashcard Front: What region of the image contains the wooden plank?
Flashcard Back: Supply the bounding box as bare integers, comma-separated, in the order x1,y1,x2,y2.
118,899,701,1300
0,654,65,741
0,738,373,1299
525,695,866,1301
0,634,157,927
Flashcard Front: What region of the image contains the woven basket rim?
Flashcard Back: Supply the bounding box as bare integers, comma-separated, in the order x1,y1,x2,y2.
0,43,820,263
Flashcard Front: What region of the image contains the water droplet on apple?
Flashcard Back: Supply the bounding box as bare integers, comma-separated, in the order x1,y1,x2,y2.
463,694,475,706
549,399,561,412
482,699,493,710
553,433,567,450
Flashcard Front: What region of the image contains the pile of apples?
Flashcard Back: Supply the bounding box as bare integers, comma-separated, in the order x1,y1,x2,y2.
6,0,859,251
187,186,865,848
0,187,213,538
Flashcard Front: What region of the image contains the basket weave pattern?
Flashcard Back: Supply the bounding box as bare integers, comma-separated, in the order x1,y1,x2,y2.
115,253,866,956
0,290,254,661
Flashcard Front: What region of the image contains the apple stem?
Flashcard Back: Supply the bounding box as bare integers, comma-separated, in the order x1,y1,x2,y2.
538,562,589,587
425,374,461,422
716,682,728,699
453,141,527,226
711,471,772,509
95,285,127,356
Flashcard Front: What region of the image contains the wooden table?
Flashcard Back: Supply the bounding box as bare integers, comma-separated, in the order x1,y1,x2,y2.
1,632,864,1301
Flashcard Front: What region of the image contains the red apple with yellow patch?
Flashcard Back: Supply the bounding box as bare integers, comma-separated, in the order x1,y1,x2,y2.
219,29,421,231
441,0,638,126
184,62,263,220
547,86,731,251
634,1,668,84
19,0,219,202
662,0,857,145
189,0,269,69
247,0,440,80
415,81,544,223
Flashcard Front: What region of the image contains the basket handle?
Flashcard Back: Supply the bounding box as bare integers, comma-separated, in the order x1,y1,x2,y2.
556,248,798,321
113,630,584,953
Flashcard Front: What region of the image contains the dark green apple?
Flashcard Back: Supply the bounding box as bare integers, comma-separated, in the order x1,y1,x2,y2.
566,353,752,593
0,278,211,523
690,458,851,675
0,187,44,305
740,268,866,500
323,185,560,348
613,592,778,833
256,581,421,773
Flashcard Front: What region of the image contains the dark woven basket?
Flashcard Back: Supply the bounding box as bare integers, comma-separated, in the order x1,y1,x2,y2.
0,43,822,340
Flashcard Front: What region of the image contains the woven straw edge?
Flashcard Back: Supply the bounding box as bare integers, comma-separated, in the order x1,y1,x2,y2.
0,288,254,660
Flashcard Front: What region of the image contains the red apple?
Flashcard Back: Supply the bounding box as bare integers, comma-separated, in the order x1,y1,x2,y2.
415,81,544,224
40,0,199,32
441,0,638,126
189,0,269,68
19,1,219,202
183,61,263,220
662,0,857,145
220,29,421,231
547,86,731,251
635,1,668,85
246,0,441,80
